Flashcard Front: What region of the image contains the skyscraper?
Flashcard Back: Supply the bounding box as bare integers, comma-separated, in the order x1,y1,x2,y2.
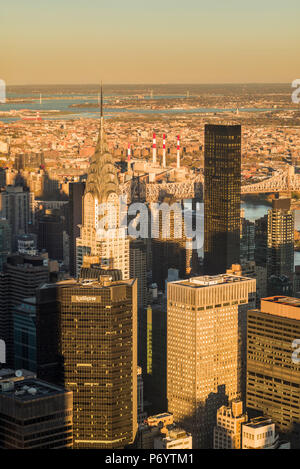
69,181,85,277
204,125,241,275
267,197,294,288
0,218,11,271
0,377,73,449
0,185,34,250
13,297,36,372
0,254,49,366
76,90,129,279
38,209,65,261
167,273,256,448
247,296,300,448
57,275,137,449
152,195,194,291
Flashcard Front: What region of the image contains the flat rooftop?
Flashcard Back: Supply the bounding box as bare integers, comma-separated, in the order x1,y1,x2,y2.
260,296,300,321
0,378,67,401
171,274,252,288
244,417,273,430
0,369,36,380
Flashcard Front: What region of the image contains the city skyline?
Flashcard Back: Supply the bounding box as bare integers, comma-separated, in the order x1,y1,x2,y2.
1,1,300,451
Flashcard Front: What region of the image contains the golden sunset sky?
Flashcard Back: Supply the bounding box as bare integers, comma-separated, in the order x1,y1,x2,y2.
1,0,300,84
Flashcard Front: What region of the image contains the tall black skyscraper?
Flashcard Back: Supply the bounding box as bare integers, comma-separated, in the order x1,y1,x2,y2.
69,181,85,277
204,124,241,275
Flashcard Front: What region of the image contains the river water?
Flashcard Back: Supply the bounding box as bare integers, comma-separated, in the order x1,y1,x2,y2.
0,93,281,122
184,200,300,266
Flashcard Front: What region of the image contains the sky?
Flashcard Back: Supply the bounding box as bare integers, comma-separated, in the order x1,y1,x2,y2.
1,0,300,85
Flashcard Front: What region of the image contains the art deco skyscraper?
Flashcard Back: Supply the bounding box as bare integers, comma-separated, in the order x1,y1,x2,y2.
204,125,241,275
76,90,129,279
167,273,256,448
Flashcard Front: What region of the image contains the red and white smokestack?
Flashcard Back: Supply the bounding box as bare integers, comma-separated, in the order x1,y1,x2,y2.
162,134,166,168
176,135,180,169
152,132,157,164
127,143,131,172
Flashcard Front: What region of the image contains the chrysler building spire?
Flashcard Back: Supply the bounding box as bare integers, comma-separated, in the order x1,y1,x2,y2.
85,84,119,201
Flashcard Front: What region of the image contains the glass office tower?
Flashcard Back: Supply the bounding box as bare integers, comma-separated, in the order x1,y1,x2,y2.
58,276,137,449
204,124,241,275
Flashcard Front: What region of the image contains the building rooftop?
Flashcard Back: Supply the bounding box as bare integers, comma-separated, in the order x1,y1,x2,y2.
0,378,67,401
0,369,36,381
243,417,273,430
171,274,252,288
260,296,300,320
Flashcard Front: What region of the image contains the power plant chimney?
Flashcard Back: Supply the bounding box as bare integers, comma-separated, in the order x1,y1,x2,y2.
152,132,157,165
176,135,180,169
127,143,131,172
162,134,166,168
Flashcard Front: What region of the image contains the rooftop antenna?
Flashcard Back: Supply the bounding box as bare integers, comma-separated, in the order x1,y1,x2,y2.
95,82,108,153
100,82,103,119
127,143,131,172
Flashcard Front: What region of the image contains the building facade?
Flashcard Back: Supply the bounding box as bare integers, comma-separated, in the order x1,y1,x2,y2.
167,273,256,448
76,112,129,279
0,378,73,449
0,185,34,250
57,276,137,449
204,124,241,275
69,181,85,277
267,197,294,284
214,400,248,449
247,296,300,448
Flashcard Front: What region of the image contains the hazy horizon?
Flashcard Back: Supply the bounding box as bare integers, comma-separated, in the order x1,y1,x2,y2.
2,0,299,85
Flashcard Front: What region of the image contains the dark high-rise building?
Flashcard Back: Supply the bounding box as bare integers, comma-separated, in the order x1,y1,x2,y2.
143,300,167,415
247,296,300,448
69,181,85,277
43,275,138,449
0,254,49,366
267,197,294,282
38,209,64,261
204,124,241,275
129,238,148,368
13,297,36,372
0,218,11,271
0,185,34,250
254,214,268,267
240,212,255,264
36,283,60,384
0,377,73,449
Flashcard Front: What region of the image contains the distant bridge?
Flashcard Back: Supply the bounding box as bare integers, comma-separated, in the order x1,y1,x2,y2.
121,166,298,203
241,166,300,194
